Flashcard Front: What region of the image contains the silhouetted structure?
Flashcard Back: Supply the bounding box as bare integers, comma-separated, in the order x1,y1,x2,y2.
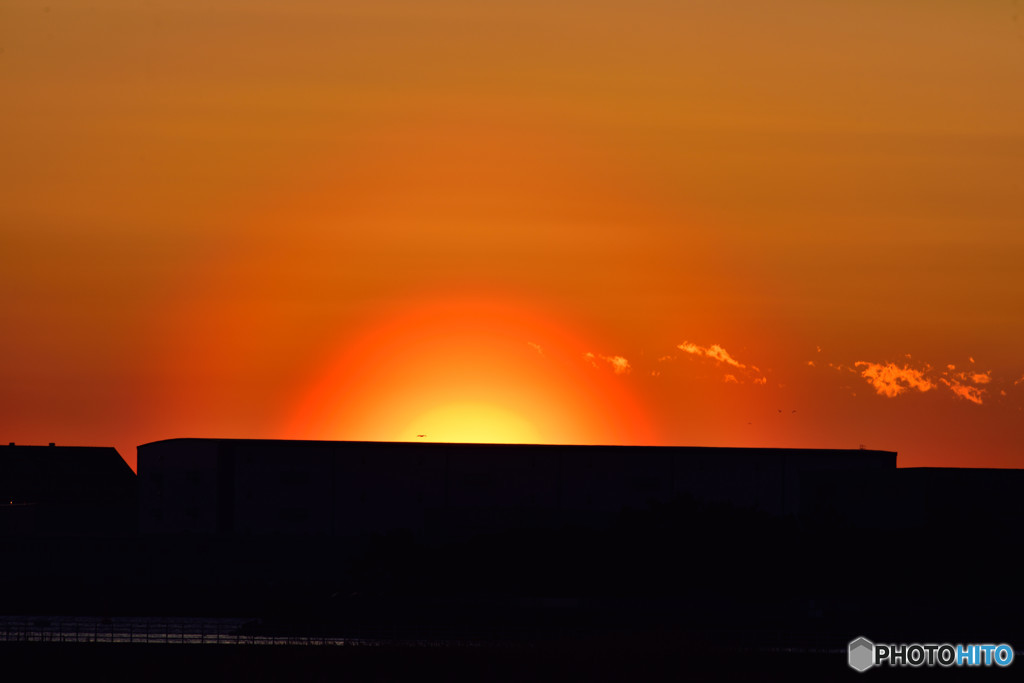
4,436,1024,669
803,465,1024,530
137,439,895,538
0,443,136,536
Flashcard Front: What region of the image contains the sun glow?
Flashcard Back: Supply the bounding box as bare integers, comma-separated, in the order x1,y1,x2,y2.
284,296,655,446
403,402,540,444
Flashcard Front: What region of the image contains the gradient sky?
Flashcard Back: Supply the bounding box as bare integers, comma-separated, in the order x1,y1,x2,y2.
3,1,1023,471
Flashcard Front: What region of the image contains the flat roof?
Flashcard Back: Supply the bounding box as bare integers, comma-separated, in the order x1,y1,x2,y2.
139,438,896,459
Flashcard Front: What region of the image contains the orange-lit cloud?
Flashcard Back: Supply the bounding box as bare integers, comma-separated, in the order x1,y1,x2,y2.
829,356,1001,405
608,356,631,375
941,379,986,405
675,341,766,384
941,367,992,404
585,352,631,375
938,367,991,405
677,342,748,370
853,361,936,397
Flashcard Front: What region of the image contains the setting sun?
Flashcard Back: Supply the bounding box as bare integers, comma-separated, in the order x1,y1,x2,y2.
402,403,539,444
284,296,655,447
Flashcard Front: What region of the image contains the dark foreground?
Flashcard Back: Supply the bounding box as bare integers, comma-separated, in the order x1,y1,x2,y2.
0,638,984,682
4,447,1022,681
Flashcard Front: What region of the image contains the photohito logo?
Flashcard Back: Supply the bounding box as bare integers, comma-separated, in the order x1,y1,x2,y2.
848,637,1014,671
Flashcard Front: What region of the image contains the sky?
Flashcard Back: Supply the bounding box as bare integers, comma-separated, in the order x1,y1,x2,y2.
2,0,1023,471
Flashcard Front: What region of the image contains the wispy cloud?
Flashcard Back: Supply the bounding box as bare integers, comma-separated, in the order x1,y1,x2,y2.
677,342,748,370
942,368,991,404
608,355,631,374
527,341,544,356
825,355,996,405
937,368,987,405
942,378,985,405
854,361,935,397
675,341,767,384
584,352,631,375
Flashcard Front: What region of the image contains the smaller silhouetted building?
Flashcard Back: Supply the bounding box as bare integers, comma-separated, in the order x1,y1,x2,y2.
803,466,1024,531
0,444,137,536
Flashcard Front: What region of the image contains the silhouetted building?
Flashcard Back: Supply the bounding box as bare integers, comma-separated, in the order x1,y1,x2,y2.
137,439,895,538
6,436,1024,650
0,443,137,536
803,466,1024,530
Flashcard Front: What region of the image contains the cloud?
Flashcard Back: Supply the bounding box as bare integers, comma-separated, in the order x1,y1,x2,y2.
943,367,991,388
676,341,766,384
941,378,985,405
608,355,631,374
678,341,747,369
584,352,631,375
854,361,936,397
527,341,544,356
836,356,996,404
939,364,988,404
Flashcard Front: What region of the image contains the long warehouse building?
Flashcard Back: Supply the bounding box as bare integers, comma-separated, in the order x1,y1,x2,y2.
138,438,895,538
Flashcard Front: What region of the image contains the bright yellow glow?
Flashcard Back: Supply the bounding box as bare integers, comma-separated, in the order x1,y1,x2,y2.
402,402,540,444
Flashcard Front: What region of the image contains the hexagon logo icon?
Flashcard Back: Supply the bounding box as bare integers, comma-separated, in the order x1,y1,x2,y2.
848,637,875,672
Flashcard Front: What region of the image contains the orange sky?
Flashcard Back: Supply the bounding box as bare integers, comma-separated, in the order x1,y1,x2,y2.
2,1,1023,471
